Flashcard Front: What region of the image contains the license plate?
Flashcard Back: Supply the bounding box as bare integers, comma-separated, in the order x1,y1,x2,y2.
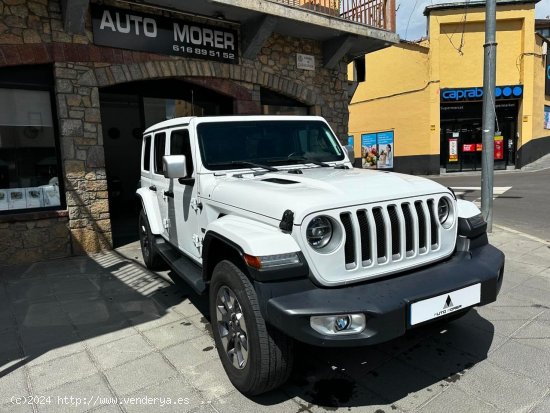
410,284,481,326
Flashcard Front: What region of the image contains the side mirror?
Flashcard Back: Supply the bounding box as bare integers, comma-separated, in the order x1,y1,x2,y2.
163,155,187,179
344,145,355,165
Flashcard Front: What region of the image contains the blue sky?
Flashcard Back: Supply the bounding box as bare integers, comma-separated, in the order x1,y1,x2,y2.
396,0,550,40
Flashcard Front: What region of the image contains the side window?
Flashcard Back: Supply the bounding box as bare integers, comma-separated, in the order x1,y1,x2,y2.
142,135,151,171
170,129,194,177
154,132,166,175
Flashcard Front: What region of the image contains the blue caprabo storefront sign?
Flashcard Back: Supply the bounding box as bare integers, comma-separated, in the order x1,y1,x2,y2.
441,85,523,101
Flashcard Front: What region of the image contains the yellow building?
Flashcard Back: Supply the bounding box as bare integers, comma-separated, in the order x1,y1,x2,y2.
348,0,550,174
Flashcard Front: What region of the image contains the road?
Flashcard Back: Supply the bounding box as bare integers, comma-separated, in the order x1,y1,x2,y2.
429,168,550,242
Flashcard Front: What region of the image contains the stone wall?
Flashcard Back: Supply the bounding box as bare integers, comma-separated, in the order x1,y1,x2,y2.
0,212,71,265
0,0,351,260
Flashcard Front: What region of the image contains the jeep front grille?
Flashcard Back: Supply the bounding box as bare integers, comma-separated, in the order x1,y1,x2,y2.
339,199,441,269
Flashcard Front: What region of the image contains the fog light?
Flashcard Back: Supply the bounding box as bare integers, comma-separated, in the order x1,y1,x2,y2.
310,314,366,335
335,315,351,331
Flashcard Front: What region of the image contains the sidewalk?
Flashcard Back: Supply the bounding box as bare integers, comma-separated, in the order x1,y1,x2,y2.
0,227,549,413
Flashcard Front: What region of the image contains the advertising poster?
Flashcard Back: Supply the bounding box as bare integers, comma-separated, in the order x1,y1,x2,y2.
26,188,44,208
545,106,550,130
376,131,394,169
494,136,504,160
463,144,475,152
448,138,458,162
0,189,8,211
348,136,354,147
42,185,61,207
361,133,378,169
8,189,26,210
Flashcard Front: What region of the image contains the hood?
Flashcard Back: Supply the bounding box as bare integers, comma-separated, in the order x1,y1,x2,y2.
209,167,450,224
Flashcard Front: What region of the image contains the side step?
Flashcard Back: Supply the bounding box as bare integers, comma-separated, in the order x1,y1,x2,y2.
154,240,207,294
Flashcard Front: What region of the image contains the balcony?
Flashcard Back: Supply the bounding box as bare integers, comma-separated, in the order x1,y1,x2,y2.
273,0,396,32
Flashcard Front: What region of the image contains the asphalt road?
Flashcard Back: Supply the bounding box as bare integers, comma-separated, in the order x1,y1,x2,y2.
429,168,550,242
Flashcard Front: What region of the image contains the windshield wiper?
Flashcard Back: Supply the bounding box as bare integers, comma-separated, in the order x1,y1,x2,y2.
285,155,330,167
231,160,279,172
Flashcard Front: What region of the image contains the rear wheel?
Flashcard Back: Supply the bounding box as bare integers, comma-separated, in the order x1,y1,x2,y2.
138,210,164,270
210,260,293,395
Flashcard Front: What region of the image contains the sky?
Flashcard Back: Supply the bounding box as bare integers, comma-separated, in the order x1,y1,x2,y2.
396,0,550,40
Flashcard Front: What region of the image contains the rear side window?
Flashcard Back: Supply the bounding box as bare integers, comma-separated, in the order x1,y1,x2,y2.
143,135,151,171
154,132,166,175
170,129,194,177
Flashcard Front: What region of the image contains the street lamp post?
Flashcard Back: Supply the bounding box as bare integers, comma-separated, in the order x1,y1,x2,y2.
481,0,497,232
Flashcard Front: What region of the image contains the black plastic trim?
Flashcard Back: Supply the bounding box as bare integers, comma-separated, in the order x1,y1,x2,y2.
458,214,487,238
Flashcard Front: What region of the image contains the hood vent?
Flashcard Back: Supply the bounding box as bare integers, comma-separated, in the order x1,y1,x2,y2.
261,178,299,185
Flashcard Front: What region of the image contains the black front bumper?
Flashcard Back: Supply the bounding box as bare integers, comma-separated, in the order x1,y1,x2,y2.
255,244,504,347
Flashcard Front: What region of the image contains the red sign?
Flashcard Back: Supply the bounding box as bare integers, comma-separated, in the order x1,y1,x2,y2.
463,143,475,152
494,136,504,160
476,143,483,151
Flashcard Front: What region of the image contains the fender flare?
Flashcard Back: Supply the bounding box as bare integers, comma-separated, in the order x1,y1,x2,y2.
204,215,301,257
456,199,482,219
136,187,163,235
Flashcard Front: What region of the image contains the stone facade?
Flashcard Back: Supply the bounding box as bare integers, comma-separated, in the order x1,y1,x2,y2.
0,212,70,265
0,0,351,264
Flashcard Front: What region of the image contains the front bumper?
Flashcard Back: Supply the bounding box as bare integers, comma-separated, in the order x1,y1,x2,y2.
257,244,504,347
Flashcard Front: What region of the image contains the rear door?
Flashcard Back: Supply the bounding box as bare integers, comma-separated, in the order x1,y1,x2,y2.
167,128,201,259
151,131,169,239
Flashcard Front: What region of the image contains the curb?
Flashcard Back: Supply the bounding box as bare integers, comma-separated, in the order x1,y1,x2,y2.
493,224,550,247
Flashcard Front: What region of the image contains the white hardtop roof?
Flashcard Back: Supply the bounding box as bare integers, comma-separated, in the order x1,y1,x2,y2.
143,115,327,135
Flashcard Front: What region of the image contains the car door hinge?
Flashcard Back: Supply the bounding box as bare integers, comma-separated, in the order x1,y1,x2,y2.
190,198,203,212
163,218,170,229
192,234,202,249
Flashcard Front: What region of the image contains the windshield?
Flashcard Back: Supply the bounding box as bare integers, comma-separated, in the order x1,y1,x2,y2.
197,120,345,170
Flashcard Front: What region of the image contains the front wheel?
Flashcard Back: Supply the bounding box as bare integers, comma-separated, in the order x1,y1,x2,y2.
138,210,164,270
209,260,293,395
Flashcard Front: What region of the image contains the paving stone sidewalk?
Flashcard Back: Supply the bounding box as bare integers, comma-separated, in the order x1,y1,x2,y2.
0,228,549,413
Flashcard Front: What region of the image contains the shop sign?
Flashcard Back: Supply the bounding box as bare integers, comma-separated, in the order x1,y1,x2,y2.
297,53,315,71
448,138,458,162
361,131,394,169
91,4,239,64
441,85,523,102
494,135,504,160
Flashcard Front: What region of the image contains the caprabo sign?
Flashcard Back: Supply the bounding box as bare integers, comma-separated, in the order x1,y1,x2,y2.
91,5,238,64
440,85,523,101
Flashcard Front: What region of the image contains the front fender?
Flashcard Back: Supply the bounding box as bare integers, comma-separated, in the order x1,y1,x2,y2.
205,215,301,256
136,187,162,235
457,199,481,219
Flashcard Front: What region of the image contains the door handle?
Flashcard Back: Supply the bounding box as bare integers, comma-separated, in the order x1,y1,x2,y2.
149,185,157,192
164,190,174,198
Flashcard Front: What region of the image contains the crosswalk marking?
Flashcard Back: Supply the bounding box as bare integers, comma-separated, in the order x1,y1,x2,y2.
450,186,512,207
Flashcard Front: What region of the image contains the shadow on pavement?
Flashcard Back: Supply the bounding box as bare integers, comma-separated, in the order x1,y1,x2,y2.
0,249,187,379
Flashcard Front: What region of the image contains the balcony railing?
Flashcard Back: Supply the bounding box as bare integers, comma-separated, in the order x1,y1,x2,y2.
272,0,396,31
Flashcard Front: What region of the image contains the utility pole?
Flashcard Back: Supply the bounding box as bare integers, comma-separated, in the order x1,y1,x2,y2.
481,0,497,232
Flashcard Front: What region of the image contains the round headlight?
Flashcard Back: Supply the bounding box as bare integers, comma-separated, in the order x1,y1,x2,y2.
438,197,451,225
306,216,333,249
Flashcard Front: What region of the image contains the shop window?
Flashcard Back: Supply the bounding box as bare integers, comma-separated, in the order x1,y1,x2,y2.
0,88,62,212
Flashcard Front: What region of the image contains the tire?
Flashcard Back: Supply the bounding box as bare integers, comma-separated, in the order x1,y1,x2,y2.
138,210,164,270
210,260,293,395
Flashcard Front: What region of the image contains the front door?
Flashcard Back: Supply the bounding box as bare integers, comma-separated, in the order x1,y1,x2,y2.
166,128,201,260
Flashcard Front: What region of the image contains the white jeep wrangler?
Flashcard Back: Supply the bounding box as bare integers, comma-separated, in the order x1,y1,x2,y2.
137,115,504,395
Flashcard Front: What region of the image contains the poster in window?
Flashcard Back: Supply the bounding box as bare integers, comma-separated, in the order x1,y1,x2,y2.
0,189,8,211
26,188,44,208
544,106,550,130
494,136,504,160
348,136,354,147
42,185,61,207
448,138,458,162
8,189,27,210
377,131,394,169
361,133,378,169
